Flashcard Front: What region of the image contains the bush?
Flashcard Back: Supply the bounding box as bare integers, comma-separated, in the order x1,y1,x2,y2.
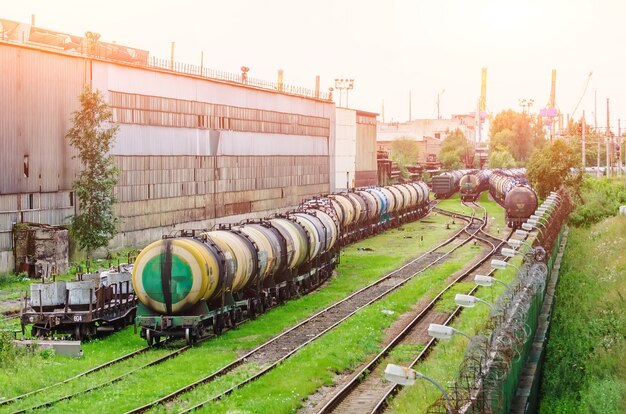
0,272,22,288
569,177,626,227
0,330,20,368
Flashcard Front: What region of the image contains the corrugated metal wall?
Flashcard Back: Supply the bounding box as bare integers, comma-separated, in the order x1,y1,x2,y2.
114,154,329,234
0,42,334,272
0,44,85,194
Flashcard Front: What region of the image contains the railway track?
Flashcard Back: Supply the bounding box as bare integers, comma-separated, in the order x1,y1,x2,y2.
313,202,515,414
5,340,201,414
124,209,487,413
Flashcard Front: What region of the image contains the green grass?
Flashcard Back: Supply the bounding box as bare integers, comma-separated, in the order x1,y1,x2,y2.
0,214,464,412
436,192,507,237
170,244,482,414
539,216,626,413
478,191,507,234
436,194,474,215
0,328,147,403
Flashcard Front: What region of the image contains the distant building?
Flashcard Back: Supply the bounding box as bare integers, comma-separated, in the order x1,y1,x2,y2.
377,117,477,165
334,108,378,190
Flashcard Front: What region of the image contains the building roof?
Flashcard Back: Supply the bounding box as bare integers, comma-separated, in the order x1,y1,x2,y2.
0,17,332,103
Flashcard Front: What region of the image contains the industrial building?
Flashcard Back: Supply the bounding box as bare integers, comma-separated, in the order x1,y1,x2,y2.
0,18,377,272
376,116,478,165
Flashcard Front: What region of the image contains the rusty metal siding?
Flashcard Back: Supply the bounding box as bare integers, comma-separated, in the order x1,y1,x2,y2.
1,43,85,195
113,154,330,233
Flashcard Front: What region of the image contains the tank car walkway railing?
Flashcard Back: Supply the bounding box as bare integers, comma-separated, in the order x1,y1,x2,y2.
125,210,482,414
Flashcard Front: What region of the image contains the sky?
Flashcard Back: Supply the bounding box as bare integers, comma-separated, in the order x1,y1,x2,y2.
3,0,626,131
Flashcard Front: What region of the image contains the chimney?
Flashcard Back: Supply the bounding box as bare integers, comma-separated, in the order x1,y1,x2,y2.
277,69,284,91
315,75,320,98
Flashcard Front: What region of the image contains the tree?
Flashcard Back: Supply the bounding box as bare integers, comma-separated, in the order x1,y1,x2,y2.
66,87,120,256
489,110,545,163
526,138,582,199
488,146,516,168
390,137,419,177
439,128,471,169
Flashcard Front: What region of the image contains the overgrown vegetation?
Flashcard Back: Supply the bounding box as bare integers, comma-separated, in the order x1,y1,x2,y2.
539,216,626,413
66,87,120,257
569,177,626,227
439,128,471,169
526,137,583,199
176,245,482,413
390,137,420,178
489,110,545,163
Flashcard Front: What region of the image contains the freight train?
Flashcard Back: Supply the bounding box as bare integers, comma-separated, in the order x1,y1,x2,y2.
132,182,431,345
21,265,136,340
431,170,473,199
459,169,492,201
488,169,538,228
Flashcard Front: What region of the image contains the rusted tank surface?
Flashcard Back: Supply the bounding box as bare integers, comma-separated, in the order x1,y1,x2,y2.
356,190,378,220
132,238,222,314
328,194,356,227
269,218,309,270
505,185,538,219
292,213,326,259
379,187,396,213
345,192,366,223
365,188,387,215
389,186,406,211
236,225,276,281
203,230,257,292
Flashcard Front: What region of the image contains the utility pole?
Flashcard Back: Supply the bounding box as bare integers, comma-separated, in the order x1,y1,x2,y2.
596,91,600,178
582,110,586,170
437,89,445,120
607,98,611,177
409,91,412,122
618,119,622,177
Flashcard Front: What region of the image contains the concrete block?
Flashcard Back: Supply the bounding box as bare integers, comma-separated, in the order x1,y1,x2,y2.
30,281,66,307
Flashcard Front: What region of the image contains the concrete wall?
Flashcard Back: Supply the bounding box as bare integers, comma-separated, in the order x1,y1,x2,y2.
334,108,357,191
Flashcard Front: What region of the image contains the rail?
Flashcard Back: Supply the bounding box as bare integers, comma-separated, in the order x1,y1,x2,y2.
317,202,513,413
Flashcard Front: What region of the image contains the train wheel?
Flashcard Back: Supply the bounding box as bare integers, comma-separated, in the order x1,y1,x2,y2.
213,315,224,336
185,328,195,345
146,329,154,347
248,298,257,320
234,308,243,324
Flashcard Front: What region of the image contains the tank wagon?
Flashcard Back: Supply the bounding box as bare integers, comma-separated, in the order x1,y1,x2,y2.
20,265,136,340
459,169,492,201
431,170,472,199
488,169,538,228
132,182,431,345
